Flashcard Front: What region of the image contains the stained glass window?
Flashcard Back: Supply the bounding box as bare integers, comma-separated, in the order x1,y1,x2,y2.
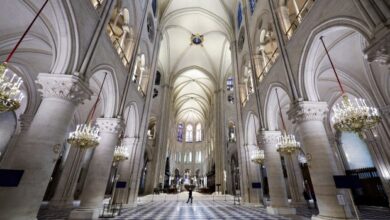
152,0,157,16
227,77,234,91
249,0,257,15
177,123,183,142
186,124,193,142
237,2,242,28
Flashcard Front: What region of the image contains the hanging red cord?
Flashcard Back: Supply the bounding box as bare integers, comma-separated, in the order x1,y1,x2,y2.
3,0,49,64
275,88,287,133
319,36,345,95
86,73,108,124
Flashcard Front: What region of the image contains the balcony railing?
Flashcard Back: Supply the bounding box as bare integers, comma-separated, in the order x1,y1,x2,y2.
285,0,316,39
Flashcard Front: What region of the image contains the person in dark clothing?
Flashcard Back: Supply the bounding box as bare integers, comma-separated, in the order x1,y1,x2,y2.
186,189,193,204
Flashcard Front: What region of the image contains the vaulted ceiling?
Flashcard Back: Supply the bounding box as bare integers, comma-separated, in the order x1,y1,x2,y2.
158,0,237,123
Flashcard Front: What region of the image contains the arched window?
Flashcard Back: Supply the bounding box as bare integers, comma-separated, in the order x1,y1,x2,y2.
186,124,193,142
188,152,192,163
195,123,202,142
249,0,257,14
228,122,236,142
155,71,161,85
177,123,183,142
196,151,202,163
227,76,234,91
107,6,133,67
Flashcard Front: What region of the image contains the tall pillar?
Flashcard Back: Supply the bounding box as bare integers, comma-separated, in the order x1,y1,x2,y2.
246,144,263,204
114,137,138,205
49,147,88,208
288,101,348,220
69,117,122,219
0,74,91,220
259,130,296,215
283,152,305,206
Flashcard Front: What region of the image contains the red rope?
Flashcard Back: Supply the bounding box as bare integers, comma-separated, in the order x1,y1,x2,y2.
319,36,345,94
4,0,49,63
275,88,287,133
86,73,108,123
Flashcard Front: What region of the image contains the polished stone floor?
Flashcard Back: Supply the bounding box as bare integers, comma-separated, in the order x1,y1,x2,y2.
112,201,292,220
37,196,390,220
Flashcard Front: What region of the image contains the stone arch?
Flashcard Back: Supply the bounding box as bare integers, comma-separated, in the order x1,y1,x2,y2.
123,102,140,138
264,84,292,131
299,18,372,101
245,112,259,146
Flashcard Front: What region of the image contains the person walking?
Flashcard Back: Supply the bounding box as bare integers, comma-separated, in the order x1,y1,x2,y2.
186,188,193,204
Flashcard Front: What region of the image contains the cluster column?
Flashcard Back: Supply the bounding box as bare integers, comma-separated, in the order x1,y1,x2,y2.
259,130,295,215
0,74,91,220
49,147,88,208
288,101,348,220
69,117,123,219
282,152,305,206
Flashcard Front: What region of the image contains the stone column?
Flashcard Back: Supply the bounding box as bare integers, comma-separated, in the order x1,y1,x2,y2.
283,152,305,206
69,117,122,219
114,137,138,205
288,101,348,220
49,147,88,208
259,130,296,215
0,74,91,220
246,144,263,204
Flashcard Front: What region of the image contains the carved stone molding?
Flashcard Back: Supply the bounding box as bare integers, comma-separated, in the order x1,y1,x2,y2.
287,101,328,124
96,118,123,134
36,73,92,104
258,130,282,146
365,29,390,68
380,105,390,115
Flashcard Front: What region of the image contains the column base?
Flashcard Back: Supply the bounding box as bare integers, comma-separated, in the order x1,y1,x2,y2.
122,203,137,208
311,215,356,220
68,208,100,220
266,206,296,215
290,201,307,207
48,199,74,209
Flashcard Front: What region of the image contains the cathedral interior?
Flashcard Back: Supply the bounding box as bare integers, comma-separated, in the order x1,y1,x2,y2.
0,0,389,219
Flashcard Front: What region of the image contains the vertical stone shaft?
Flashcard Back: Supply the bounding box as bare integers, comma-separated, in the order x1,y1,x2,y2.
259,130,295,215
69,118,122,219
288,101,347,219
0,74,91,220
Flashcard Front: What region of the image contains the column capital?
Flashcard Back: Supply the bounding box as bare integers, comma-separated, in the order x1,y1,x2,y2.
287,101,328,124
96,117,123,134
380,104,390,115
36,73,92,104
258,130,281,145
364,28,390,67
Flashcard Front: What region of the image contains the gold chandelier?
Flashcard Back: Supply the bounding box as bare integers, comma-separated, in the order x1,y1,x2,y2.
0,64,24,112
274,88,301,154
332,95,381,133
251,149,265,164
276,133,301,154
113,144,129,162
0,0,49,112
320,36,381,135
67,123,100,149
67,73,107,148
